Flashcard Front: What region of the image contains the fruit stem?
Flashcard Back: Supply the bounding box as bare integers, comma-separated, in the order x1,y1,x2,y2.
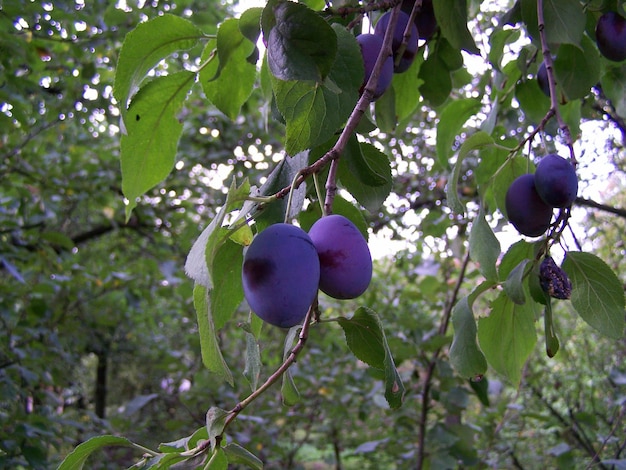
284,170,304,223
219,302,317,435
313,172,325,214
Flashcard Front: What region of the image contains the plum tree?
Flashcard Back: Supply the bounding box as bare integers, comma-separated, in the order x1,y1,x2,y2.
537,61,550,97
595,11,626,62
374,11,418,73
242,223,320,328
356,33,393,100
401,0,437,40
534,154,578,208
308,214,372,299
505,174,553,237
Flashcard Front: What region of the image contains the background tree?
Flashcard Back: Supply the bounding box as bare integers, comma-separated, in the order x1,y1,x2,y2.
1,0,625,469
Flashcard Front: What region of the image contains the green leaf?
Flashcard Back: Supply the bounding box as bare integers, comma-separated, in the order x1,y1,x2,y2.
206,407,230,451
255,151,309,229
434,0,479,54
193,285,234,385
223,443,263,470
121,71,195,219
206,448,228,470
271,24,361,154
200,20,257,120
374,85,397,133
185,178,251,288
478,291,537,385
489,28,521,71
263,0,337,82
449,297,488,379
521,0,585,47
446,131,494,214
338,307,405,408
418,55,452,107
503,259,531,305
57,435,140,470
114,14,203,113
239,8,263,45
469,206,501,282
554,35,601,100
210,239,244,329
338,142,392,213
515,78,551,124
562,251,625,339
436,98,482,169
392,50,424,121
602,64,626,118
243,329,261,392
342,134,387,187
281,326,301,406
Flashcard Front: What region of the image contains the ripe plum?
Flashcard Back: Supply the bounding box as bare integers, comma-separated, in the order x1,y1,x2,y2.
308,215,372,299
595,12,626,62
374,11,418,73
242,223,320,328
505,174,553,237
534,154,578,208
356,33,393,100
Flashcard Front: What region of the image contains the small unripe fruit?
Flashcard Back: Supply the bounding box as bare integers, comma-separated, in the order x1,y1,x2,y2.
374,11,418,73
595,12,626,62
242,224,320,328
534,154,578,208
308,214,372,299
505,174,553,237
356,33,394,100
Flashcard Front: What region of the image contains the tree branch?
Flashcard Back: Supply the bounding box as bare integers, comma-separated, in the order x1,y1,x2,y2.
575,197,626,218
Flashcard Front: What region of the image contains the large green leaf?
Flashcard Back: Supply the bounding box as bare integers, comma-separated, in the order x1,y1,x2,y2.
436,98,482,169
449,297,488,379
120,71,195,218
478,291,537,385
200,19,257,120
263,0,337,82
56,435,141,470
602,64,626,118
338,142,392,213
562,251,625,339
223,443,263,470
193,285,234,385
446,131,494,215
114,14,203,113
210,239,244,329
469,206,501,282
418,54,452,107
338,308,405,409
554,35,601,101
271,24,361,154
521,0,585,47
434,0,479,54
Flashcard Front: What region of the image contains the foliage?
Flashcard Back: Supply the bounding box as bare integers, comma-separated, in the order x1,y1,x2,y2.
1,0,626,469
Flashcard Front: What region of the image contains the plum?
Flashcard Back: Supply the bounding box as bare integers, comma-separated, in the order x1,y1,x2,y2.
537,61,550,97
505,174,553,237
374,11,418,73
401,0,437,40
356,33,393,100
534,154,578,208
595,11,626,62
539,256,572,300
308,214,372,299
242,223,320,328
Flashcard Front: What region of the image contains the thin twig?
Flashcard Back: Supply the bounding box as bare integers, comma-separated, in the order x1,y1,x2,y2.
416,249,471,469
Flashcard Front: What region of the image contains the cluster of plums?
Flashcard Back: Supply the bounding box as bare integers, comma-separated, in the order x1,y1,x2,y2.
505,154,578,237
242,215,373,328
356,0,435,100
